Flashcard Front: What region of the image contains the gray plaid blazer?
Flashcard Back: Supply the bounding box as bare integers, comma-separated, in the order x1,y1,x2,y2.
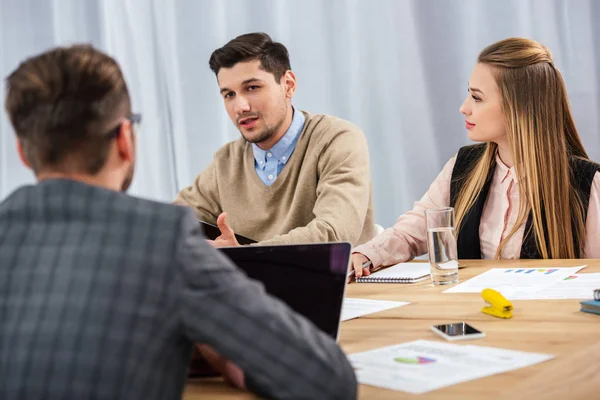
0,179,356,400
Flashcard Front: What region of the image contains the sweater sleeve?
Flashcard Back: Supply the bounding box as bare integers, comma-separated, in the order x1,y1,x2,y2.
174,160,222,225
259,123,371,246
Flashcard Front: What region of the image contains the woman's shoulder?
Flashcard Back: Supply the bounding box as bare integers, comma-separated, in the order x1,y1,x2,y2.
456,143,487,158
570,156,600,171
451,143,488,173
569,156,600,193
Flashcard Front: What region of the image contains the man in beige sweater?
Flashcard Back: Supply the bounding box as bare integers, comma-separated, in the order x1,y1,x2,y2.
175,32,374,247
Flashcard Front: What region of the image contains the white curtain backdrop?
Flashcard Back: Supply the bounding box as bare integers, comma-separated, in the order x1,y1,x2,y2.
1,0,599,227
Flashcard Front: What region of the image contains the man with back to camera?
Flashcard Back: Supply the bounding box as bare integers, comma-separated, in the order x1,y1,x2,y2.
0,44,357,400
175,32,376,248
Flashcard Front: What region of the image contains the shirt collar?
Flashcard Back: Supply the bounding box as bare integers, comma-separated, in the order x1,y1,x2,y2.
495,153,524,183
252,106,305,166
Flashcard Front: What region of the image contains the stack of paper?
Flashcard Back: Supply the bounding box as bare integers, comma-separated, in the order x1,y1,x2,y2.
349,340,554,394
341,298,409,321
443,266,586,299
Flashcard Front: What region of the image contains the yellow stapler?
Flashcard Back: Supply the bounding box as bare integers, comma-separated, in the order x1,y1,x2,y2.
481,288,513,319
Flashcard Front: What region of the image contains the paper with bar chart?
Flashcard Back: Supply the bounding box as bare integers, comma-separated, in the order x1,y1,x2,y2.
506,272,600,300
443,266,586,296
349,340,554,394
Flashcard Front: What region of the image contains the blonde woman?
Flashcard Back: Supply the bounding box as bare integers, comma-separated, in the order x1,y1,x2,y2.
352,37,600,278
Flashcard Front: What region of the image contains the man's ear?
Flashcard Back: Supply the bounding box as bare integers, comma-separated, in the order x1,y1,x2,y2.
16,139,32,169
115,121,134,162
282,70,296,99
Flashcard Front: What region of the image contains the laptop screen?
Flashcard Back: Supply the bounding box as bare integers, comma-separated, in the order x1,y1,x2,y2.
219,242,350,340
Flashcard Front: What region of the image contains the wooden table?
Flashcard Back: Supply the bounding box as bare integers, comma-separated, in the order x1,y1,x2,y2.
184,259,600,399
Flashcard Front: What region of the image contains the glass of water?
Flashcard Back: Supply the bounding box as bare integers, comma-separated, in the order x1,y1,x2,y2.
425,207,459,285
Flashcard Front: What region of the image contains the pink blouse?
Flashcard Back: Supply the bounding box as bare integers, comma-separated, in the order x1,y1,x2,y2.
354,154,600,267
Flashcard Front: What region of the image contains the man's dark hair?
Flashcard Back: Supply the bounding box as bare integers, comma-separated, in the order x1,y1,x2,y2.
4,44,131,174
209,32,291,82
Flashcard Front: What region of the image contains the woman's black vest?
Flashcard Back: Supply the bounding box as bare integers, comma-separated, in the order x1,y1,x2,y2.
449,144,599,259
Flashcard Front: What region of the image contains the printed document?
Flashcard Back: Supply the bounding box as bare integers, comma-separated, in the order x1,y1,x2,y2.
507,273,600,300
443,266,586,297
341,298,409,321
349,340,554,394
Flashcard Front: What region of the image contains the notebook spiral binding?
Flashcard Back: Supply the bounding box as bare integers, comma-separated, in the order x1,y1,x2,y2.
355,277,414,283
594,289,600,301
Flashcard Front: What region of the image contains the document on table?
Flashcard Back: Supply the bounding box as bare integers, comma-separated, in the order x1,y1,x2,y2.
507,273,600,300
443,266,586,297
341,298,410,321
348,340,554,394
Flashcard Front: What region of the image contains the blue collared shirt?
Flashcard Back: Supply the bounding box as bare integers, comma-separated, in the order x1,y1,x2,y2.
252,107,305,186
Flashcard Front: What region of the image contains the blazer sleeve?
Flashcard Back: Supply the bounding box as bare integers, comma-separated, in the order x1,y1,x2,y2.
174,210,357,400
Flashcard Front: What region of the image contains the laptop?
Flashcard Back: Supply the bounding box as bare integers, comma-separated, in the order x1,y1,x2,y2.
188,242,350,378
219,242,351,340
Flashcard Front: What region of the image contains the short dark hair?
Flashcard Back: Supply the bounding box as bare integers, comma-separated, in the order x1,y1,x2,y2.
4,44,130,174
209,32,291,81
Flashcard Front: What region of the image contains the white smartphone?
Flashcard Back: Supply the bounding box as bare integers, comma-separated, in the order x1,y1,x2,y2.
431,322,486,341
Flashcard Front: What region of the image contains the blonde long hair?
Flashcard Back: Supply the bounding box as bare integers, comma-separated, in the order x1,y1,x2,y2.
454,38,589,259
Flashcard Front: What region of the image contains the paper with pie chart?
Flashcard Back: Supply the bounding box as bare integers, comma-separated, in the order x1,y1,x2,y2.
348,340,554,394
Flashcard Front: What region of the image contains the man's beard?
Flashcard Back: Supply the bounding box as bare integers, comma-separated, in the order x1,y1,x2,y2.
241,123,278,144
239,102,288,145
121,163,135,192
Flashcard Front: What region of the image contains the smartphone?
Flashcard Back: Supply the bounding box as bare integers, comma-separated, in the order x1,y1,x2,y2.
431,322,485,341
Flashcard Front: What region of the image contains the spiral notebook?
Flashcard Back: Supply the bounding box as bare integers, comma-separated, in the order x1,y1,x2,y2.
356,262,431,283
